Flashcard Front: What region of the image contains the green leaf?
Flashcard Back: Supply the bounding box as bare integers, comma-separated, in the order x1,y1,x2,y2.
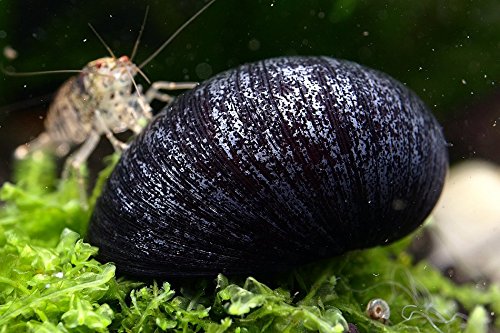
61,295,113,330
27,321,69,333
464,306,489,333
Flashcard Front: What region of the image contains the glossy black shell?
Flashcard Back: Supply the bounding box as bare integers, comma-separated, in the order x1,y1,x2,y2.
88,56,448,277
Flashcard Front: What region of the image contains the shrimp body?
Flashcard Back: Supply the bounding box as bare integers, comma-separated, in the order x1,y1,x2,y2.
15,55,152,161
14,0,215,173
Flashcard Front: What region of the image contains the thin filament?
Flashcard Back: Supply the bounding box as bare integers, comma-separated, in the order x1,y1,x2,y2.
2,67,84,77
139,0,216,69
88,23,116,58
130,6,150,61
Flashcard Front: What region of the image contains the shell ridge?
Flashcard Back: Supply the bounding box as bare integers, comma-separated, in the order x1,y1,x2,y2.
257,58,330,250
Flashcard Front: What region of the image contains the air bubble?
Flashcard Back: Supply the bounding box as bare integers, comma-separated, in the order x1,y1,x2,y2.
248,38,260,51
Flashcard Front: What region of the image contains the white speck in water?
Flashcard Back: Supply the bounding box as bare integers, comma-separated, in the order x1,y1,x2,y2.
53,272,64,278
23,84,27,88
461,79,467,85
372,273,380,277
362,31,369,36
475,282,487,290
83,38,87,43
45,284,51,289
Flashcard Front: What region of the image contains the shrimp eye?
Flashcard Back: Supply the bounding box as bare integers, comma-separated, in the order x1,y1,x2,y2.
95,61,103,69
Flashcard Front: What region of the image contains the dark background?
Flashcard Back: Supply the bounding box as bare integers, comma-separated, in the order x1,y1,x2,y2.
0,0,499,183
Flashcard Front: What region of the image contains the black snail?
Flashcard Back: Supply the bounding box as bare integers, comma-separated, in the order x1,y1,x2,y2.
87,56,448,277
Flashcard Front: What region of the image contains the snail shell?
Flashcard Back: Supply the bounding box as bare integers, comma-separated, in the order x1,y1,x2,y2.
366,298,390,324
88,56,448,277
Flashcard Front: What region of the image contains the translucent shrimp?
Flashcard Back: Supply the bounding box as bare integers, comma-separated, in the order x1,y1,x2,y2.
13,0,216,174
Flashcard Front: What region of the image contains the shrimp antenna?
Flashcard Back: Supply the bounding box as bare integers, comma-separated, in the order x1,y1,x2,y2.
136,66,151,84
1,65,84,77
124,66,149,114
139,0,216,69
130,6,150,61
88,23,116,58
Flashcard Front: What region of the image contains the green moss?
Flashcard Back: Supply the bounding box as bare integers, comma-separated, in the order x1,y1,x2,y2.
0,154,498,332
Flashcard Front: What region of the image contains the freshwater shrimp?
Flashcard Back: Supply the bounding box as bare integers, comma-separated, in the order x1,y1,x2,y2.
13,0,216,175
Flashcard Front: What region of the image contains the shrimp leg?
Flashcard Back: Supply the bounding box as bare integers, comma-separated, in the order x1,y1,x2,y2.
62,131,101,207
145,81,198,104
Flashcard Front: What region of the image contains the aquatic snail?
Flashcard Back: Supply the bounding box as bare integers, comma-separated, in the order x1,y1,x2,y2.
87,56,448,277
366,298,391,324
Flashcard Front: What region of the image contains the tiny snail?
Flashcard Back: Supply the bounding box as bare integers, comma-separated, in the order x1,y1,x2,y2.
88,56,448,277
365,298,390,324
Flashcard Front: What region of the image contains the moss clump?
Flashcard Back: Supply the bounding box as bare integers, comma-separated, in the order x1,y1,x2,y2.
0,154,498,332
